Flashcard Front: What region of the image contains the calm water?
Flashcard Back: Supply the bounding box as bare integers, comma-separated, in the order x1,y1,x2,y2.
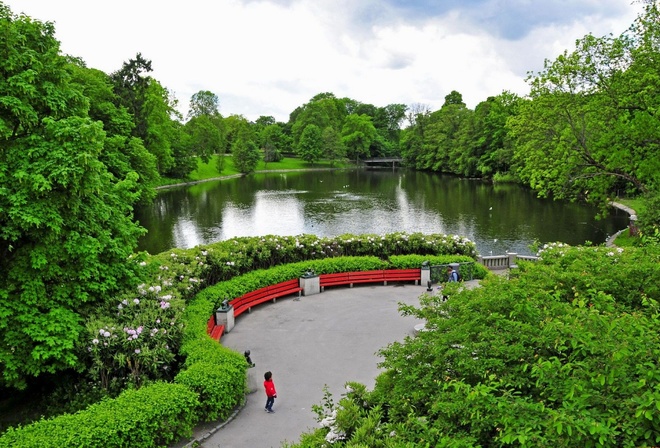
134,169,629,256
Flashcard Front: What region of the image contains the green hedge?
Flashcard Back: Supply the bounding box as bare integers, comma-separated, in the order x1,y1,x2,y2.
0,382,198,448
1,242,479,446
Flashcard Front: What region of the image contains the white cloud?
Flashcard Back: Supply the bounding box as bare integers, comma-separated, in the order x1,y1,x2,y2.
4,0,644,122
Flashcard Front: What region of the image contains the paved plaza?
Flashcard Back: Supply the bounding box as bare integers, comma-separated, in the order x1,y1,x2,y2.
188,282,431,448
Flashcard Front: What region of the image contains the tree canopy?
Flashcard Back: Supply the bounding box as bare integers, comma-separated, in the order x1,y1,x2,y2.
0,6,144,388
510,3,660,211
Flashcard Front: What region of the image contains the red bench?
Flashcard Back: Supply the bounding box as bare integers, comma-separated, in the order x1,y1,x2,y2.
206,316,225,342
230,278,302,318
210,324,225,341
320,269,420,291
383,268,420,285
318,272,350,291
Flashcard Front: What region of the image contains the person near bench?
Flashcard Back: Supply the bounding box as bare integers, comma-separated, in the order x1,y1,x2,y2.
447,266,459,282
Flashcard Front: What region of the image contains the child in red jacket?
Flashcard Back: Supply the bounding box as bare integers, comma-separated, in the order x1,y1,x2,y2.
264,371,277,413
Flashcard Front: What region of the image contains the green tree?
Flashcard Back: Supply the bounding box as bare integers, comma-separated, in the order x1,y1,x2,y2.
184,115,226,164
68,62,158,202
290,93,347,147
474,92,521,177
400,104,431,168
0,5,143,388
419,96,471,173
511,4,660,211
341,114,377,163
297,124,323,164
321,126,345,166
187,90,220,119
374,103,407,156
224,115,258,173
185,90,226,167
166,120,196,179
260,123,287,163
110,53,152,139
222,114,253,154
443,89,465,106
232,136,261,174
140,79,178,173
111,54,179,175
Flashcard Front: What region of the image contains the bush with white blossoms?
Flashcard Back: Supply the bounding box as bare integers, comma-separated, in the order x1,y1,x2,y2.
85,285,184,391
83,232,477,392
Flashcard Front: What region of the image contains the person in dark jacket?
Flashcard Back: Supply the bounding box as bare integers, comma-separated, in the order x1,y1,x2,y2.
264,371,277,413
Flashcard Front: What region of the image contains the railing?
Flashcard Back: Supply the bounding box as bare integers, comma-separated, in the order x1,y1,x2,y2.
477,253,538,270
429,262,476,283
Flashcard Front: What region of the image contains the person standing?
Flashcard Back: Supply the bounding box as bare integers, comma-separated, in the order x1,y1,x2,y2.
264,371,277,413
447,266,459,282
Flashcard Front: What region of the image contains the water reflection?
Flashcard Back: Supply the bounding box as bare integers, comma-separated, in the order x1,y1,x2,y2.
134,170,629,256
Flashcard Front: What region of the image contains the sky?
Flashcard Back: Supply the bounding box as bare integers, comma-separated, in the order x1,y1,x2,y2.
5,0,643,123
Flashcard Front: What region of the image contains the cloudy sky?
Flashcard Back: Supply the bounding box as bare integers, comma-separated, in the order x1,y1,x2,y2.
5,0,643,122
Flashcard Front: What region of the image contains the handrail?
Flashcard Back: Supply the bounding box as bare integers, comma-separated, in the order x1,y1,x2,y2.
477,253,538,270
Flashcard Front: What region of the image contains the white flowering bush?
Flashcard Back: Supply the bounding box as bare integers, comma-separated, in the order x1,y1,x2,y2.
85,285,185,391
516,243,659,310
83,232,477,393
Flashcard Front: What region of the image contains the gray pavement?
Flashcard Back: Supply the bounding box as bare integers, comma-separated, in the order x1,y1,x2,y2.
185,282,434,448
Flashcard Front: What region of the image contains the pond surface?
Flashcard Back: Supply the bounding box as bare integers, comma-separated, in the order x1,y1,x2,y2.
134,169,629,256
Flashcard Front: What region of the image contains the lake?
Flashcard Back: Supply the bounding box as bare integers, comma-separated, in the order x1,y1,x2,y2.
134,169,629,256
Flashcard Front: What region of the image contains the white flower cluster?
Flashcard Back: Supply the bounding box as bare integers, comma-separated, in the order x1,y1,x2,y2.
319,409,346,444
536,242,570,257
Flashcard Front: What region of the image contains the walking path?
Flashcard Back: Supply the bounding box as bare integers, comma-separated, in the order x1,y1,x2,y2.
172,281,482,448
606,201,637,247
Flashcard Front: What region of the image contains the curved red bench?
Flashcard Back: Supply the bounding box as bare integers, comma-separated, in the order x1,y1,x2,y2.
319,268,420,291
230,278,302,318
206,269,420,341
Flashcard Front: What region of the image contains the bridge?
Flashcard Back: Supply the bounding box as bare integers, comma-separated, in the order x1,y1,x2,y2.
362,157,403,168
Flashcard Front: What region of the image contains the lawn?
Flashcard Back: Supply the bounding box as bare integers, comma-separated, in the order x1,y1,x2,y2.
159,155,350,186
615,196,645,215
612,196,645,247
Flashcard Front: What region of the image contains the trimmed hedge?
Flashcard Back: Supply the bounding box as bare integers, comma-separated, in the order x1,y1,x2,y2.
0,382,198,448
176,338,247,422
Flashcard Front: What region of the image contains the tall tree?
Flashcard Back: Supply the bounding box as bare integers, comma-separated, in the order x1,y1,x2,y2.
187,90,220,119
68,62,158,202
111,53,152,139
184,90,225,166
140,79,177,173
184,115,225,164
511,3,660,210
321,126,345,166
226,115,259,173
0,5,143,388
111,54,178,174
474,92,520,177
260,123,287,163
420,97,471,173
341,114,378,162
232,137,261,174
290,93,347,147
297,124,323,164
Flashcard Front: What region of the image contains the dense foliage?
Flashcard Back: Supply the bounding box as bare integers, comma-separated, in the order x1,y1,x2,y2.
0,5,145,389
288,243,660,447
2,0,659,444
510,5,660,214
0,234,476,446
0,382,199,448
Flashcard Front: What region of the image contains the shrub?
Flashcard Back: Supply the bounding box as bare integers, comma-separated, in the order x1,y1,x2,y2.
175,361,245,421
286,243,660,447
0,382,199,448
8,232,478,443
